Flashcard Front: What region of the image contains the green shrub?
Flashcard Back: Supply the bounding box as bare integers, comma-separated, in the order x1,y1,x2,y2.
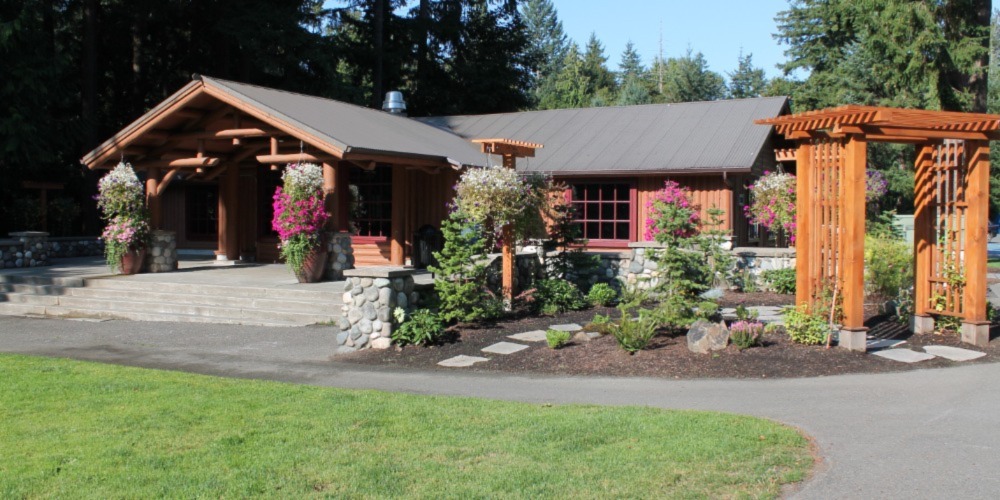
610,306,659,353
586,283,618,306
783,305,830,345
583,314,613,335
735,304,759,322
430,210,495,324
864,235,912,298
545,329,572,349
730,320,764,349
761,268,796,294
733,267,759,293
535,278,587,314
392,309,446,346
695,301,720,321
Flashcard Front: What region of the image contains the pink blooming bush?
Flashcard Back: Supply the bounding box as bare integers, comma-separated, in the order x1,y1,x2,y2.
645,181,700,243
272,163,330,275
744,171,796,246
97,162,150,271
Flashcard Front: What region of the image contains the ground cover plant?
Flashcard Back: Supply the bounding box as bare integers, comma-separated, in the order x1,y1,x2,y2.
545,328,571,349
0,355,811,498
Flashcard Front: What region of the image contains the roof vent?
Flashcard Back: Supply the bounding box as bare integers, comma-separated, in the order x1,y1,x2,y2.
382,91,407,116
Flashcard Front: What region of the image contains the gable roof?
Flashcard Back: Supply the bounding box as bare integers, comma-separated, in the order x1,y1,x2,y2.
419,97,789,175
82,75,490,169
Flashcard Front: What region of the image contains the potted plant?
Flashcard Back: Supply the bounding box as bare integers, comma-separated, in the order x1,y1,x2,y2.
272,162,330,282
97,162,151,274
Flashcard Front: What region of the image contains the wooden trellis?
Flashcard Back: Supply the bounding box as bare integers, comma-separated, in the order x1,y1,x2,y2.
758,106,999,350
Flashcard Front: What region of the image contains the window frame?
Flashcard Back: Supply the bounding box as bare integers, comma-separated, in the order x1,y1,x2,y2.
348,165,393,243
563,179,637,248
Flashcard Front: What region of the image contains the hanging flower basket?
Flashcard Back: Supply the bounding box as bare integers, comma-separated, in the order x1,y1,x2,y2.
97,163,151,274
272,163,330,282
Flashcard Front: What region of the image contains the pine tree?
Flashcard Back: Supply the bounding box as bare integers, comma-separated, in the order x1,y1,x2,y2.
520,0,568,106
616,41,651,105
429,209,492,324
539,43,591,109
661,49,727,102
618,41,645,83
728,50,766,99
582,33,617,105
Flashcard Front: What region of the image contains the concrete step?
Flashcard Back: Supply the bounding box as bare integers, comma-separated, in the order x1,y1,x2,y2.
49,295,338,325
23,305,311,327
66,287,341,313
0,283,65,295
0,293,59,306
82,278,344,302
0,302,49,316
0,274,86,287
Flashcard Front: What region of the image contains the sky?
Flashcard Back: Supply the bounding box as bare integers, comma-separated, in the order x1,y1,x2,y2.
553,0,1000,81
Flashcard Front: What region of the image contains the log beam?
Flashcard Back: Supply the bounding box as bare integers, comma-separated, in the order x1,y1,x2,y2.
156,168,181,196
136,157,220,169
146,167,162,230
255,153,338,164
175,127,278,141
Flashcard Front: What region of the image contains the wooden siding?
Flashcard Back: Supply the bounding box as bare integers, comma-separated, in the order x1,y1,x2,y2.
636,175,734,241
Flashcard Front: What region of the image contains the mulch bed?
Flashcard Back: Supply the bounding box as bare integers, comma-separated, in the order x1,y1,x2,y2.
337,292,1000,379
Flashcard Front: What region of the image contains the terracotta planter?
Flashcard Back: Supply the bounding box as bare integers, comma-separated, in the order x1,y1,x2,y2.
294,247,329,283
119,248,146,275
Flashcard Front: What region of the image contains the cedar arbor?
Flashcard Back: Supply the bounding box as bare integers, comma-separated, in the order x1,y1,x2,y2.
79,76,541,289
757,106,1000,350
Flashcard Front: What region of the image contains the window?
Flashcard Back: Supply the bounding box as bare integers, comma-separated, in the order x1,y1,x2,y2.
349,166,392,239
185,184,218,241
569,182,634,243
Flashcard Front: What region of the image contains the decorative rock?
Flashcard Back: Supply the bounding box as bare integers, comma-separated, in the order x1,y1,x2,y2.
346,336,355,347
362,302,377,321
687,320,730,354
336,331,350,345
396,292,408,309
356,334,370,347
378,287,392,306
360,278,373,288
336,346,358,354
373,319,383,332
359,318,373,334
342,292,353,303
351,285,363,296
392,279,405,292
353,295,365,307
371,337,392,349
364,286,379,302
337,317,351,331
381,323,391,337
350,326,362,339
573,331,602,342
347,308,362,323
374,278,390,288
377,308,392,323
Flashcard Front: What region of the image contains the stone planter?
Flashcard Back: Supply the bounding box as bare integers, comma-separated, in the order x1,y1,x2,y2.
294,246,329,283
119,248,146,275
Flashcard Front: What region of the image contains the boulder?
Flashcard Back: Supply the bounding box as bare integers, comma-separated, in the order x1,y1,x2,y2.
686,320,730,354
371,337,392,349
573,331,601,342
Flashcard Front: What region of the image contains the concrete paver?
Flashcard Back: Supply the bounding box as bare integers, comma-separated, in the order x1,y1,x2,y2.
871,349,936,363
923,345,986,362
548,323,583,332
481,341,529,355
507,330,548,342
437,355,490,367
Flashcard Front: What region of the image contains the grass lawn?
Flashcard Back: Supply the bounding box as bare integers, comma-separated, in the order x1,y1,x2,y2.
0,354,812,498
989,257,1000,269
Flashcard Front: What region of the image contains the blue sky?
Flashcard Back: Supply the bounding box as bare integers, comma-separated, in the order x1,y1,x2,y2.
553,0,1000,80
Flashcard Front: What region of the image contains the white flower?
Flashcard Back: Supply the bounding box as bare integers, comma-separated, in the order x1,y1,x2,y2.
282,162,324,193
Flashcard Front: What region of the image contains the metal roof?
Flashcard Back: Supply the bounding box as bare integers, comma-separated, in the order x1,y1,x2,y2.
201,76,488,167
419,97,789,175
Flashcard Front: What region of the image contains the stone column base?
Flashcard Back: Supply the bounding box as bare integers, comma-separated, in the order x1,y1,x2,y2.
838,328,868,352
146,230,178,273
961,321,990,348
911,314,935,335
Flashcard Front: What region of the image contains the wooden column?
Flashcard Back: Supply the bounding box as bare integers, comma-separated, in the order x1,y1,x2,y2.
145,167,162,230
337,163,351,232
390,166,406,265
501,154,516,301
839,136,867,351
795,142,813,308
217,163,240,260
322,162,338,230
912,144,936,333
962,140,990,346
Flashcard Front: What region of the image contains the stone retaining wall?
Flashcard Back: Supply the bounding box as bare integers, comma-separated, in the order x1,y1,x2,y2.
335,267,420,352
1,232,50,268
145,231,178,273
47,237,104,258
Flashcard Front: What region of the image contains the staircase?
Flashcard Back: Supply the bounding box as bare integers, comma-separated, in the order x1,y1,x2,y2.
0,274,343,327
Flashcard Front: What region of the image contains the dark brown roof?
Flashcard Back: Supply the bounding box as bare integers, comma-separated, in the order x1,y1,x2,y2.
419,97,789,175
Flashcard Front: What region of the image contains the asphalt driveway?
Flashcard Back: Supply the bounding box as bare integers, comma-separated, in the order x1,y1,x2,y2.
1,316,998,499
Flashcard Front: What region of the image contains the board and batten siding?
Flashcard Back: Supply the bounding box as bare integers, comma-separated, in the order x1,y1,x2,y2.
637,175,734,241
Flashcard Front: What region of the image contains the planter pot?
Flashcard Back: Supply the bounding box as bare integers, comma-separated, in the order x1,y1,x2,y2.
294,247,329,283
119,248,146,275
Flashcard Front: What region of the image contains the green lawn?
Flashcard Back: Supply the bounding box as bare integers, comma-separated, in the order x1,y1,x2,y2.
0,354,811,498
989,257,1000,269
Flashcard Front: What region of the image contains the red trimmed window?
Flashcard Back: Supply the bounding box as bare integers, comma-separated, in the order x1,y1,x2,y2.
349,166,392,239
569,182,635,244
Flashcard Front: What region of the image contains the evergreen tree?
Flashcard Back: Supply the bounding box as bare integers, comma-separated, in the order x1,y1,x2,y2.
616,41,651,105
661,49,727,102
520,0,568,77
728,50,767,99
538,43,591,109
582,33,617,105
429,209,493,324
618,41,645,83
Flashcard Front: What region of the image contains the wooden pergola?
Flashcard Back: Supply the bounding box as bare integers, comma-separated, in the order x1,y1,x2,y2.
757,105,1000,350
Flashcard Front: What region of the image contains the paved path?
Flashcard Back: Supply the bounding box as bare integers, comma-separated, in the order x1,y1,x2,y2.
1,316,998,499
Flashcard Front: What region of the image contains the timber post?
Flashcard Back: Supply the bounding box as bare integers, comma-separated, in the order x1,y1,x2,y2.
912,144,936,334
962,140,990,346
838,136,867,351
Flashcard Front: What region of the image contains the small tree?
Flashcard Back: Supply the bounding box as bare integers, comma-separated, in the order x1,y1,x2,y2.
429,209,495,323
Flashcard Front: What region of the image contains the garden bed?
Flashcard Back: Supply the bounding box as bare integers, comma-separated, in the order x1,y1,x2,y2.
339,292,1000,379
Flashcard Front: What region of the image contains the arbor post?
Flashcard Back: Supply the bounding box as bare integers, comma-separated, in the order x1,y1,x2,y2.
839,136,867,351
795,142,813,307
501,153,516,302
962,141,990,346
912,144,936,334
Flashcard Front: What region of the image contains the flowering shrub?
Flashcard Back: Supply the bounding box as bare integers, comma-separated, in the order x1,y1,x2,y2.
272,163,330,275
97,162,150,271
730,320,764,349
745,171,796,245
866,170,888,202
644,181,700,242
452,167,544,243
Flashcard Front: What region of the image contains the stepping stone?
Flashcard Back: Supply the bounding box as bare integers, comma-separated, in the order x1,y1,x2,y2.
573,331,601,342
548,323,583,332
872,349,936,363
481,342,530,355
508,330,548,342
923,345,986,362
438,355,490,367
867,339,906,350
